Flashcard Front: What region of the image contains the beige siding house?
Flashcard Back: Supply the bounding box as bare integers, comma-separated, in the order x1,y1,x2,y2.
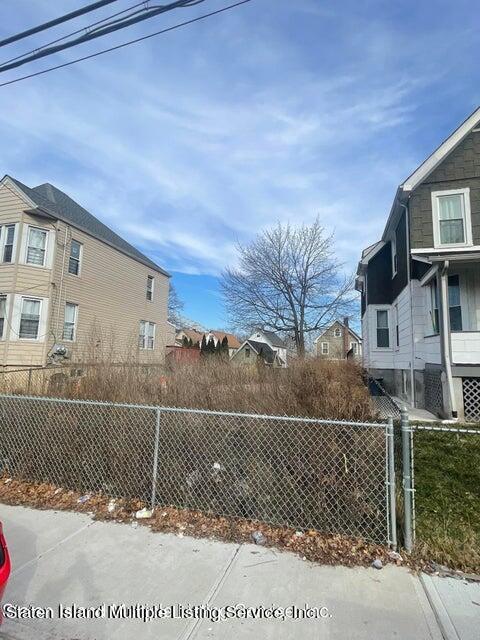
314,320,362,361
0,175,170,369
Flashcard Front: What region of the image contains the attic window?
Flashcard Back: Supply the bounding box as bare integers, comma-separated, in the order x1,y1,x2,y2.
334,328,341,338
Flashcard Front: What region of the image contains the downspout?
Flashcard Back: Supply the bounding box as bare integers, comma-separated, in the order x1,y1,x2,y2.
399,202,416,407
439,260,457,418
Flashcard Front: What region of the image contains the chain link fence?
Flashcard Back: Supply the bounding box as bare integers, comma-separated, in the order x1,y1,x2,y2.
0,394,394,545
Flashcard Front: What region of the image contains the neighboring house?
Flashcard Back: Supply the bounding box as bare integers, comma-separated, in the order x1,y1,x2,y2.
204,330,241,357
241,329,288,367
0,175,170,369
175,328,204,347
355,108,480,421
230,339,284,368
314,320,362,360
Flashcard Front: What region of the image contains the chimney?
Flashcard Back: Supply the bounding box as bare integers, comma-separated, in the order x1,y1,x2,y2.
343,317,349,359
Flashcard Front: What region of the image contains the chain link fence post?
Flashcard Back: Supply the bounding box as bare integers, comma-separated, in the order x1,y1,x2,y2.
401,408,413,552
386,417,397,550
150,407,161,511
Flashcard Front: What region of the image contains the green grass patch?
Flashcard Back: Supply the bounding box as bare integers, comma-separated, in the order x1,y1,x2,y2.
413,430,480,572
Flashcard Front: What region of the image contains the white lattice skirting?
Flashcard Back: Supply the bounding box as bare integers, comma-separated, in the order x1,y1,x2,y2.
462,377,480,422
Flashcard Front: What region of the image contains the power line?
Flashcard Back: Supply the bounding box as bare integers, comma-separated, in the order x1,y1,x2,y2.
0,0,149,69
0,0,121,48
0,1,207,74
0,0,253,88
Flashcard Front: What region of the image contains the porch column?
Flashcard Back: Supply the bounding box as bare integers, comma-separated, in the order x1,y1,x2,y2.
438,261,457,418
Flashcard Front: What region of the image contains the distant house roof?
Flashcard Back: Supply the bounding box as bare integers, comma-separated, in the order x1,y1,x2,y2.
5,175,168,276
314,320,362,343
253,329,286,348
177,328,204,344
208,331,241,349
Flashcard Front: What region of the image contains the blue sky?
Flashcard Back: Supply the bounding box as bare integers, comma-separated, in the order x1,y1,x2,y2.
1,0,479,329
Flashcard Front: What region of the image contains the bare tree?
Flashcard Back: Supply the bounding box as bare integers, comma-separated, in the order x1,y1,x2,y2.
221,217,356,356
168,283,184,327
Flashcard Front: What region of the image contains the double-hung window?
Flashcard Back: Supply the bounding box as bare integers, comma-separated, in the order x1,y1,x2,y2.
1,225,15,263
0,295,6,339
146,276,154,301
26,227,47,266
19,298,41,339
139,321,155,350
321,342,329,355
63,303,78,341
68,240,82,275
350,342,358,355
432,189,473,248
429,275,462,333
376,309,390,348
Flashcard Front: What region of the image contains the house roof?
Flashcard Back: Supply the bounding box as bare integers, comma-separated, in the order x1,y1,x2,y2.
314,320,362,343
5,175,169,276
246,340,277,364
208,331,241,349
253,329,286,348
177,328,204,344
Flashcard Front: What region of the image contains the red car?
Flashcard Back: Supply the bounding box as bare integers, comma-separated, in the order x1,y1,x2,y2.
0,521,10,611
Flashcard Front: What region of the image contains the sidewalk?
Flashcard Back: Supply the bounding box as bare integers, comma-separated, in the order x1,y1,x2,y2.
0,504,449,639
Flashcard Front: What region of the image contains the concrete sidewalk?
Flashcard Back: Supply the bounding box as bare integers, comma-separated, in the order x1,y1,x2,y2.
0,504,448,639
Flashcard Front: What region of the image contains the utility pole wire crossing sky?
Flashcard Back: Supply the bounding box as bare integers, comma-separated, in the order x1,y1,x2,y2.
0,0,253,88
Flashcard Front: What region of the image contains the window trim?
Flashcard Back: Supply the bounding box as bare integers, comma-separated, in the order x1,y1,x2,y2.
432,188,473,249
63,302,78,342
0,293,9,341
23,225,52,268
139,320,156,350
321,342,329,355
146,275,154,302
68,239,82,277
333,328,341,338
18,297,43,341
372,306,392,351
0,224,18,264
349,341,358,355
9,295,48,342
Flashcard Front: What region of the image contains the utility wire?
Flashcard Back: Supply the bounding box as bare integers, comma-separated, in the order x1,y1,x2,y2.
0,0,206,74
0,0,121,48
0,0,253,88
0,0,150,68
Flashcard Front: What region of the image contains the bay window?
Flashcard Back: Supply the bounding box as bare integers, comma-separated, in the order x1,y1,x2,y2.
1,225,15,263
26,227,47,266
19,298,41,339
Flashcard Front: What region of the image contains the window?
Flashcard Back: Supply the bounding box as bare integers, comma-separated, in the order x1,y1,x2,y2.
26,227,47,266
245,346,251,358
1,225,15,263
139,321,155,350
448,275,462,331
334,328,341,338
0,295,6,339
19,298,41,339
321,342,329,355
350,342,358,355
391,237,397,276
68,240,81,275
432,189,472,248
429,275,462,333
376,309,390,348
63,303,78,341
146,276,154,301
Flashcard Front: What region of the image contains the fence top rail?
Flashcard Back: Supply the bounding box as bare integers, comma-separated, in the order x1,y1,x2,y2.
413,424,480,435
0,393,387,429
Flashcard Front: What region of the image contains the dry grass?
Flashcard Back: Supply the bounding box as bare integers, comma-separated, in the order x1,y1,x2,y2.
38,358,375,422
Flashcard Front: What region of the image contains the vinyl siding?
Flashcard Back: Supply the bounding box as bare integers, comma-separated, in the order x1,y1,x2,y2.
50,220,169,363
